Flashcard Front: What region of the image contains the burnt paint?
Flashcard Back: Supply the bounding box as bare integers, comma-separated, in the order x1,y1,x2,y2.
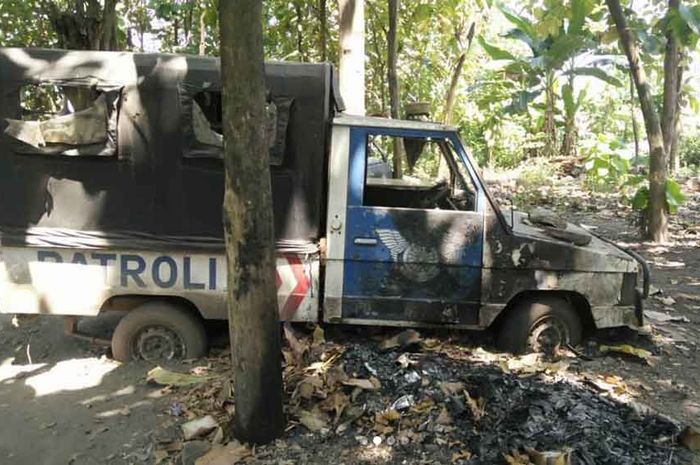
341,127,483,324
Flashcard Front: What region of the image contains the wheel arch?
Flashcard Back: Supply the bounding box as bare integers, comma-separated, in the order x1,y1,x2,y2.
490,290,595,334
99,294,205,321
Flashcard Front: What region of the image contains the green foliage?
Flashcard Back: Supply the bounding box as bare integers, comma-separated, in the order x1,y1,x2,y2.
582,135,630,190
679,134,700,168
0,0,55,47
629,179,685,214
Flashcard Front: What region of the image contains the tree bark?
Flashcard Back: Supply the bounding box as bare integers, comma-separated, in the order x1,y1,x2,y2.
606,0,668,242
219,0,285,445
101,0,119,51
44,0,119,51
543,71,557,158
338,0,366,115
443,54,466,125
293,1,306,61
443,22,473,125
318,0,328,61
661,0,680,160
198,8,207,55
630,68,640,163
387,0,402,178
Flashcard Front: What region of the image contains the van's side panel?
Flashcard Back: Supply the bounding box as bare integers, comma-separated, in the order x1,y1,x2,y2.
0,246,319,321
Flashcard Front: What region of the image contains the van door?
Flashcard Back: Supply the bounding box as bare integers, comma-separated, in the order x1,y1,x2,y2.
324,123,483,325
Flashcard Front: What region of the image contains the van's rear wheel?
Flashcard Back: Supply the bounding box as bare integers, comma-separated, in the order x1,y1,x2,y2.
111,302,207,362
497,297,582,354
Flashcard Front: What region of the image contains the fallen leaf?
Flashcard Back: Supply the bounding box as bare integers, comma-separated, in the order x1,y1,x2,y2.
503,450,531,465
319,392,349,423
599,344,654,363
463,389,484,421
195,442,251,465
451,450,472,462
380,329,421,350
439,381,465,396
147,367,216,387
283,323,308,365
182,415,219,441
312,325,325,346
525,447,572,465
436,406,452,425
680,426,700,451
342,377,381,390
298,409,329,432
375,409,401,425
655,296,676,306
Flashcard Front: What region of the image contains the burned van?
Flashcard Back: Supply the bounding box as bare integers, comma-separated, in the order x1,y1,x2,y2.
0,48,648,360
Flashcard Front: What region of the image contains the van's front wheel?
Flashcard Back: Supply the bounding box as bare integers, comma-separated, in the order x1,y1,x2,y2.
111,303,208,362
496,297,582,354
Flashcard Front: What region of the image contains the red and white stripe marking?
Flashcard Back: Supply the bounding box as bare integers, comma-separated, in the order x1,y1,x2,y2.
276,254,316,321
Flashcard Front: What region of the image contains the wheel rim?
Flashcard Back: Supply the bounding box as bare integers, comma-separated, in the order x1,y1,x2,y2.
528,316,569,354
134,326,186,361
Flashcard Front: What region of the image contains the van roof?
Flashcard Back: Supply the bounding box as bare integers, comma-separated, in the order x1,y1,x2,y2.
0,48,328,89
333,114,457,133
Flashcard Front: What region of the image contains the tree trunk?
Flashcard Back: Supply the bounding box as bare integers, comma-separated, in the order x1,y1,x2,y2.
45,0,116,51
318,0,328,61
560,62,576,157
338,0,366,115
606,0,668,242
101,0,119,51
543,71,557,158
387,0,402,178
198,8,207,55
630,69,640,163
669,64,684,173
662,0,681,159
294,1,306,61
219,0,285,445
443,22,474,124
443,53,466,125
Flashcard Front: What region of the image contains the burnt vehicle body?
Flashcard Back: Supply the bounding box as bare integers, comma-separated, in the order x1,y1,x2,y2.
0,48,648,360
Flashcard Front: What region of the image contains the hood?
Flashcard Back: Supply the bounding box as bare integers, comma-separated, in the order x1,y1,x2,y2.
506,211,637,273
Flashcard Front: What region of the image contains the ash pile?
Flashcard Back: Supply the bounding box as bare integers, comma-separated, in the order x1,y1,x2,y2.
281,328,688,465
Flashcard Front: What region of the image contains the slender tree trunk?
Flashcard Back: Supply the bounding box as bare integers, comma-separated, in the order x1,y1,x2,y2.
669,64,684,173
560,67,576,157
443,22,474,124
443,54,466,125
662,0,681,159
543,71,557,158
630,69,640,163
198,8,207,55
101,0,119,51
338,0,366,115
318,0,328,61
294,1,306,61
387,0,402,178
606,0,668,242
219,0,284,445
174,17,179,48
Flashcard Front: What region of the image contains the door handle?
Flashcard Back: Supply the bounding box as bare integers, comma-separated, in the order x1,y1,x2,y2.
354,237,378,246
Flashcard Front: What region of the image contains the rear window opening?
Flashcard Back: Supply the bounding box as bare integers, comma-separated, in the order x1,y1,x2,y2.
184,88,292,166
4,83,120,157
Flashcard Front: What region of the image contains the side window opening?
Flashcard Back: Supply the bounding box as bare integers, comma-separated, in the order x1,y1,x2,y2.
4,83,120,157
364,133,477,212
182,86,292,166
192,90,223,148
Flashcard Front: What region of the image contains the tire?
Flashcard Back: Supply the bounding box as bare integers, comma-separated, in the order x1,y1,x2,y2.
496,297,582,354
111,302,208,362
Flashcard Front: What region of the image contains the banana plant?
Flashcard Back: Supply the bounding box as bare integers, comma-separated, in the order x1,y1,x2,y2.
479,0,621,157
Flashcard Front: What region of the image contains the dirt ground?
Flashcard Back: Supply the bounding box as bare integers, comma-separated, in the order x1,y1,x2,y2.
0,173,699,465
